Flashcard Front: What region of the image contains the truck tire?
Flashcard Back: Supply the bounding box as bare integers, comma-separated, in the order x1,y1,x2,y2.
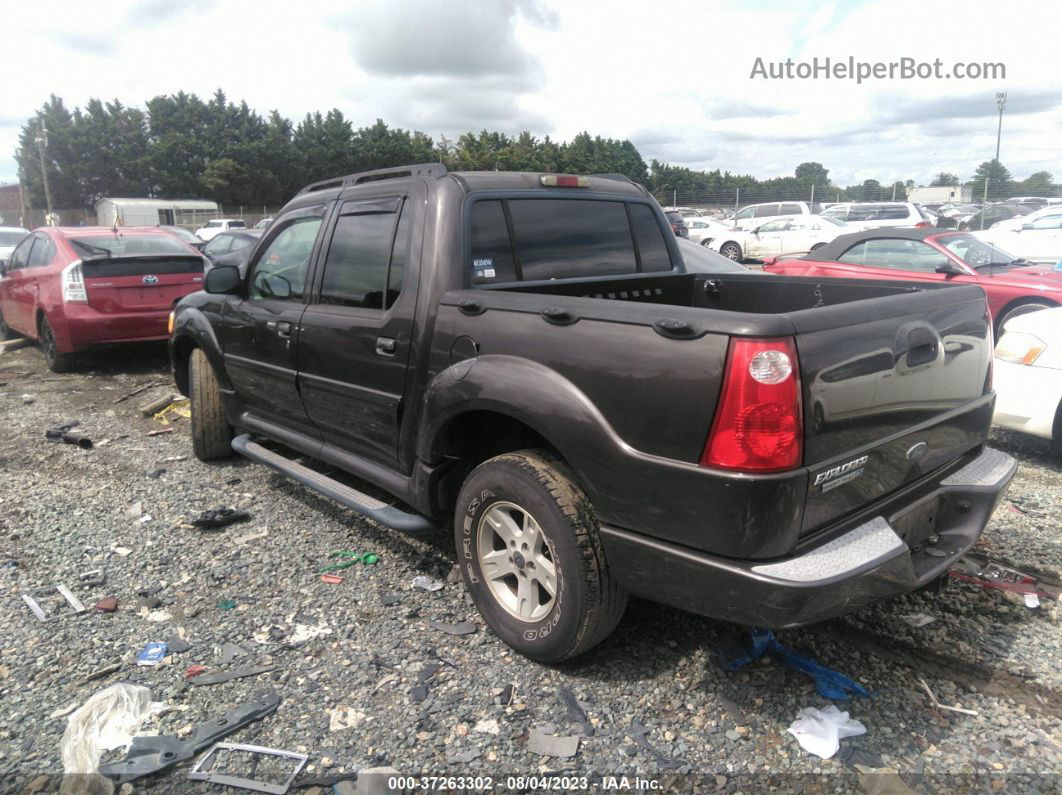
189,347,233,461
454,450,627,663
39,316,74,373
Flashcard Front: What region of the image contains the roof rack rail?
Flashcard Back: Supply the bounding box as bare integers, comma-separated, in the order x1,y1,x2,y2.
297,163,448,196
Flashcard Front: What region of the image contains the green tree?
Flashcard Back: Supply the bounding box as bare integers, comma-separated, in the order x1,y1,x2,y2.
795,162,829,184
15,95,83,208
1017,171,1055,197
968,160,1013,201
930,172,959,187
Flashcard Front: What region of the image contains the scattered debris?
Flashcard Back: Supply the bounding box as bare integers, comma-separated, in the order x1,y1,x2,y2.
787,705,867,759
60,683,169,785
1025,593,1040,608
154,398,191,425
527,727,580,759
628,722,685,770
719,627,870,700
493,684,515,706
44,420,93,449
217,599,238,610
98,691,281,784
234,528,270,545
167,637,192,654
95,597,118,613
221,642,251,664
80,663,123,684
950,555,1061,601
136,642,168,666
328,706,368,732
474,718,500,735
901,613,937,628
321,574,344,585
855,764,917,795
21,584,87,622
412,575,443,592
380,593,401,606
185,665,208,680
0,337,31,353
411,663,442,703
918,678,979,716
188,665,276,686
78,568,106,587
139,393,180,417
188,742,309,794
427,620,476,636
147,468,166,479
48,702,80,720
559,687,594,736
193,507,251,530
147,427,174,437
113,381,166,404
114,547,132,557
320,550,380,573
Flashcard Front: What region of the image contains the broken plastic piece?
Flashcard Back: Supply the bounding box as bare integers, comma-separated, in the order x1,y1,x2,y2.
719,628,870,700
98,691,281,784
788,705,866,759
185,665,208,679
188,665,276,686
950,555,1060,601
167,637,191,654
320,550,380,573
427,620,476,636
22,584,87,622
559,687,594,737
321,574,344,585
45,420,94,449
95,597,119,613
217,599,238,610
189,742,309,794
900,613,936,628
412,575,443,592
136,642,168,666
193,508,251,530
527,727,579,759
918,677,979,716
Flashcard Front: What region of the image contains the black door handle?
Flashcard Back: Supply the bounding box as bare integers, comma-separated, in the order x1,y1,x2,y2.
376,336,397,357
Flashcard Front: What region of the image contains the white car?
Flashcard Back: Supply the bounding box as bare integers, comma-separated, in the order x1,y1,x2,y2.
987,205,1062,233
684,217,733,246
195,218,248,242
821,202,933,229
993,307,1062,450
0,226,29,268
708,215,848,261
974,212,1062,265
730,201,824,231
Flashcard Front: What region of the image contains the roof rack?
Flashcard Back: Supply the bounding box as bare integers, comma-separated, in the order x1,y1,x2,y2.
297,163,448,196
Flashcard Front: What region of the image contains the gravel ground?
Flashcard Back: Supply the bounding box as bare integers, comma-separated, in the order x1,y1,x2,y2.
0,341,1059,794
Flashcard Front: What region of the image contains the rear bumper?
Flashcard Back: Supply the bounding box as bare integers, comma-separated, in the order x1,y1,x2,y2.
600,447,1017,628
992,359,1062,440
52,305,172,352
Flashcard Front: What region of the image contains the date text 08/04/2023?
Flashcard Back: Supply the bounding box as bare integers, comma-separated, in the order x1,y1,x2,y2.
387,775,663,790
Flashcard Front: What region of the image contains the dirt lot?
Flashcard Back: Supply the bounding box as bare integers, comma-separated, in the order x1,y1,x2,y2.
0,341,1059,793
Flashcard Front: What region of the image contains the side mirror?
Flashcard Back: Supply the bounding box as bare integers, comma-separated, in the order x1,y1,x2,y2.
935,262,965,276
204,265,242,294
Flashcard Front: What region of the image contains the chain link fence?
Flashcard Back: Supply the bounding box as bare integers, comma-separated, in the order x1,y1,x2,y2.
649,186,914,216
10,206,284,231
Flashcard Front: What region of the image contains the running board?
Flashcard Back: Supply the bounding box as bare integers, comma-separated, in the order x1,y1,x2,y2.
231,434,435,533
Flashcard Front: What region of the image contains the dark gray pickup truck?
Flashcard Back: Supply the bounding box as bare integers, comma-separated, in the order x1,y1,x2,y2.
170,164,1016,662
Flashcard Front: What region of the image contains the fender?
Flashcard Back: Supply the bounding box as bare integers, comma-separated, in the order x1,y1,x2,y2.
169,302,233,393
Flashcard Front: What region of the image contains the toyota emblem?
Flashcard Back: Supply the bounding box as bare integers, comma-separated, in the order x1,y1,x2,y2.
142,274,159,285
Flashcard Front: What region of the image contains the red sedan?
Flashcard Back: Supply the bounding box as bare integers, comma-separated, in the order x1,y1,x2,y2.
0,226,206,371
765,228,1062,334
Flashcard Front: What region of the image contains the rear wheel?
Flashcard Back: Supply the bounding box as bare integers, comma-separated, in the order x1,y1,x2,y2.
38,316,73,373
719,242,743,261
996,300,1055,337
0,306,16,340
455,450,627,663
189,348,233,461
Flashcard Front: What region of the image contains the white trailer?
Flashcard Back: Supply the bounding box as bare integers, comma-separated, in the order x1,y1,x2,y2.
907,186,973,205
95,198,219,229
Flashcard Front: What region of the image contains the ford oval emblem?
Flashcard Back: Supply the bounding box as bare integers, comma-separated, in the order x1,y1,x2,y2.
906,441,929,462
142,274,159,285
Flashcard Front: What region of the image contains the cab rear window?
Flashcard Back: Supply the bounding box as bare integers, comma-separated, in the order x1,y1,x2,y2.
470,199,674,284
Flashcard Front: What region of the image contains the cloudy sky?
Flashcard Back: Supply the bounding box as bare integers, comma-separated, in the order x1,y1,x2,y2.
3,0,1059,189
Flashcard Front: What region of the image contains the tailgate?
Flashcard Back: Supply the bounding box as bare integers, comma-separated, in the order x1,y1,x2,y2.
82,256,204,313
794,284,993,535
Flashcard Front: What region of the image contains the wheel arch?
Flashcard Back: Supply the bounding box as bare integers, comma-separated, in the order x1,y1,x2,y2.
995,296,1058,336
169,307,232,396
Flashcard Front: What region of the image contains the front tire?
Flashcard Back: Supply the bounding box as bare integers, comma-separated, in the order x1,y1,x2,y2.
38,316,73,373
189,348,233,461
996,300,1055,337
719,242,743,261
455,450,627,663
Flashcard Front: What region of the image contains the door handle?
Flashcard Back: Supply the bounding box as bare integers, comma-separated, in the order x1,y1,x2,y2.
375,336,397,357
276,321,292,338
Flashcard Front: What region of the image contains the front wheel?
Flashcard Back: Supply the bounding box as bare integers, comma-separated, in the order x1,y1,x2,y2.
189,348,233,461
39,316,73,373
719,242,743,261
455,450,627,663
996,300,1055,337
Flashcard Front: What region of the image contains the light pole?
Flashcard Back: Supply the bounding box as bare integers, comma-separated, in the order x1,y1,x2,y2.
994,91,1007,163
34,125,54,221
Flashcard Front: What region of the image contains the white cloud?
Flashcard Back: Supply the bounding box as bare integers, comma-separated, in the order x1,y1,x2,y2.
2,0,1059,191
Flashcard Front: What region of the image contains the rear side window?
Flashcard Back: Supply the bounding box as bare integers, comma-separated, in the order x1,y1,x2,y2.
779,203,803,215
27,237,54,267
754,204,781,218
230,220,246,228
469,199,672,284
319,200,409,310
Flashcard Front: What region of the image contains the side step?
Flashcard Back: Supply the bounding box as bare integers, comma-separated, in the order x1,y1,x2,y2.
231,434,435,533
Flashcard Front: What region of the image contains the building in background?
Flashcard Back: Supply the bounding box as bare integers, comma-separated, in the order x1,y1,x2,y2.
95,197,219,229
0,183,24,226
907,186,974,205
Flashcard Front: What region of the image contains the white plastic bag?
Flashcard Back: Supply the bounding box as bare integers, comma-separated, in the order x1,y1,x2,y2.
787,705,866,759
60,683,167,776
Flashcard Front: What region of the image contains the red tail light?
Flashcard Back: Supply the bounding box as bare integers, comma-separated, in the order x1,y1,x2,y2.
701,337,803,472
915,221,932,229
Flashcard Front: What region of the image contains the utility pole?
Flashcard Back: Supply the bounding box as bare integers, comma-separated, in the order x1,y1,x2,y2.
810,183,815,204
995,92,1007,163
980,177,990,229
891,182,897,201
35,125,54,222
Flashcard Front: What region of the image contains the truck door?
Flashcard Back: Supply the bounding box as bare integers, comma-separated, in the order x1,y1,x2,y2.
297,188,421,467
219,204,328,438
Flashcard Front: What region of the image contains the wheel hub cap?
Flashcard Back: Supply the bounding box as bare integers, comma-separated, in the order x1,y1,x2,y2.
476,501,557,623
